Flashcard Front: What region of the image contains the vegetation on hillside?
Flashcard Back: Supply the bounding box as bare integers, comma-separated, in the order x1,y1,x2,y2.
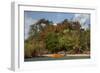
24,18,90,58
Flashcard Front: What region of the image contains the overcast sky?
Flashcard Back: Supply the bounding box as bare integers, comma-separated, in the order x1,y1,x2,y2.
24,11,90,39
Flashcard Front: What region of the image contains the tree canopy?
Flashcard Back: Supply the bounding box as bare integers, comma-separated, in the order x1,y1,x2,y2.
24,18,90,58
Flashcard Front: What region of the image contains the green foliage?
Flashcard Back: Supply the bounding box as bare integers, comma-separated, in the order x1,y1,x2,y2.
24,18,90,58
80,29,90,51
45,32,60,53
24,42,33,58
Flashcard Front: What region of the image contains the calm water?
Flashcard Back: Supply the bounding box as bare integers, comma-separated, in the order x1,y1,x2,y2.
24,56,90,62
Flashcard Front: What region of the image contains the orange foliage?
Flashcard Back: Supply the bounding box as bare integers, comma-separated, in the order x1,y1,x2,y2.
48,54,64,58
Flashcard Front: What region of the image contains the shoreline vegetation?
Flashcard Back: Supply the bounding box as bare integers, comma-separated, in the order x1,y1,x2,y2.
24,18,90,61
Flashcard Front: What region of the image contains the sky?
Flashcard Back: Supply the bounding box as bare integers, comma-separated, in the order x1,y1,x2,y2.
24,11,90,39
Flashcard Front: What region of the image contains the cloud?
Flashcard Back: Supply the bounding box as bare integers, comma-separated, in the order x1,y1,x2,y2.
24,15,38,39
73,14,90,29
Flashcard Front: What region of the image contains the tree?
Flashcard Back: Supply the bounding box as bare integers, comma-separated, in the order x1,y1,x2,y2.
58,32,75,55
80,29,90,52
45,32,60,53
24,18,90,58
29,18,53,38
24,41,34,58
25,19,53,57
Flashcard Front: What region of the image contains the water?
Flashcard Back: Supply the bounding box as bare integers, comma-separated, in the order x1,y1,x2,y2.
24,56,90,62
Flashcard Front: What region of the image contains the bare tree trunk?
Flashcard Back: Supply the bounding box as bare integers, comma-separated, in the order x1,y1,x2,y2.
64,51,67,56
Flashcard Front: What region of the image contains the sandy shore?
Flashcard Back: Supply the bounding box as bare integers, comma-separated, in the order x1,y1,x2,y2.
67,54,90,56
43,54,90,57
